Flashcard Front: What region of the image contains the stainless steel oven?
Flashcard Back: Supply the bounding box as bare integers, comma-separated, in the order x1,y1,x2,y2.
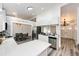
48,36,57,49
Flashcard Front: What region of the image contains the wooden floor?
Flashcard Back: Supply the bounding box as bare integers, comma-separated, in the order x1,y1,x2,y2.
50,38,79,56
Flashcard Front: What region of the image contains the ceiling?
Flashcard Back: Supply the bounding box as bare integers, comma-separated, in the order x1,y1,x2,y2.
2,3,63,20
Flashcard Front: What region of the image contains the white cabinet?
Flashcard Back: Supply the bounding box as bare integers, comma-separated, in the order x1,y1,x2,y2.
38,34,48,43
0,11,6,32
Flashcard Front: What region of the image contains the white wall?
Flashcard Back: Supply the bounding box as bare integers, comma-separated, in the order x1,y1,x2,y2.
36,4,67,26
6,16,36,36
0,3,2,11
36,8,59,26
13,23,32,37
61,4,77,41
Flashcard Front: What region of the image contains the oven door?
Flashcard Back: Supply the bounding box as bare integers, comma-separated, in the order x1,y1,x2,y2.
48,37,57,49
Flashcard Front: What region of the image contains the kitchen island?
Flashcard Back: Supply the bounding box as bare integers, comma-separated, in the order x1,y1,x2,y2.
0,37,51,56
38,34,58,49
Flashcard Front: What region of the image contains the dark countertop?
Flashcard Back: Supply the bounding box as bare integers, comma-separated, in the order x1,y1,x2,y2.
5,36,13,38
39,34,58,38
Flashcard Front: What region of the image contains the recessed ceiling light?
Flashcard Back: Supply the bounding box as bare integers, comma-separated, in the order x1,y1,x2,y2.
0,9,2,11
41,8,44,10
12,12,17,16
27,7,33,11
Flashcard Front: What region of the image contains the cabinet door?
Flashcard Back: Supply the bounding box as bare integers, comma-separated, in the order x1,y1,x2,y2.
0,11,6,32
39,35,48,42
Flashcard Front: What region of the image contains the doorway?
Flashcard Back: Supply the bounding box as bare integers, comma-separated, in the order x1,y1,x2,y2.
60,4,77,56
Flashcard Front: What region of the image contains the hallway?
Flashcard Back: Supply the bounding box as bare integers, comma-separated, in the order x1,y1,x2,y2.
61,38,75,56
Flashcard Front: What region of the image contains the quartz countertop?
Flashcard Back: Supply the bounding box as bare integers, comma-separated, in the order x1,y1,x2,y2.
5,38,51,56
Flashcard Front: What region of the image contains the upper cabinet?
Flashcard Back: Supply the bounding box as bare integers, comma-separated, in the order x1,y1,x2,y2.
0,10,6,32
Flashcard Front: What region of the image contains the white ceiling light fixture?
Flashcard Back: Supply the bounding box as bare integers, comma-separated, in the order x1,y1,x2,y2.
0,9,2,11
27,7,33,11
12,12,17,16
41,8,44,10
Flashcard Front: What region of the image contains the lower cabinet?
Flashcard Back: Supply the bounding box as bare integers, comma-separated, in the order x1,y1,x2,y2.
39,34,48,43
38,34,57,49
